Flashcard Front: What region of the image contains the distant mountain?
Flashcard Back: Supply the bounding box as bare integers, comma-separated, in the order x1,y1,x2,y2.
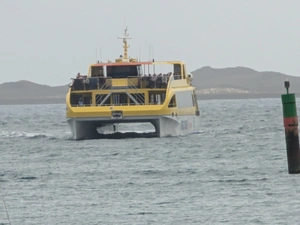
191,66,300,94
0,80,68,104
0,67,299,104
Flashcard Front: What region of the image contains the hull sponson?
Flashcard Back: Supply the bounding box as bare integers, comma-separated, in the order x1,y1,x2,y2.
67,115,200,140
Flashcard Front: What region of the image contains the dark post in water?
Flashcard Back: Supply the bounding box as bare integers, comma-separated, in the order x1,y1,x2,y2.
281,81,300,174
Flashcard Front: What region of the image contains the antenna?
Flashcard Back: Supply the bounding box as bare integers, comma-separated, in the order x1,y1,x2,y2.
152,45,154,61
117,26,132,60
124,16,126,30
151,45,155,74
148,44,151,73
99,47,102,62
96,48,98,62
138,45,141,62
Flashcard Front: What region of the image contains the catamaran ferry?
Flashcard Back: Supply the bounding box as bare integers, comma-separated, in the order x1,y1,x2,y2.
66,28,200,140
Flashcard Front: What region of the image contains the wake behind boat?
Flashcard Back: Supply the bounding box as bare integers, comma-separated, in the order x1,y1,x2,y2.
66,27,200,140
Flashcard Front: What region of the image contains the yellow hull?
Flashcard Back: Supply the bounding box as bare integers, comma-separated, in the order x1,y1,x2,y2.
66,78,198,118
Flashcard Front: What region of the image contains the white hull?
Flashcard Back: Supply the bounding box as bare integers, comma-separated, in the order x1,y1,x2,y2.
67,115,200,140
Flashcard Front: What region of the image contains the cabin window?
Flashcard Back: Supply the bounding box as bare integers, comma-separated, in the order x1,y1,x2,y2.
83,96,92,105
137,65,143,76
91,66,104,77
112,93,128,106
71,94,82,105
173,64,182,80
107,65,138,78
173,64,181,74
168,95,177,108
71,93,92,106
149,91,166,105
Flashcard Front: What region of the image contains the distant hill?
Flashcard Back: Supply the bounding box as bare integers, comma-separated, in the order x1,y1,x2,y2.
1,67,300,104
191,66,300,94
0,80,68,104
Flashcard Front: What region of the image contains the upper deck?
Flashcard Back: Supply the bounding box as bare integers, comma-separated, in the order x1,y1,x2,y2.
70,60,189,91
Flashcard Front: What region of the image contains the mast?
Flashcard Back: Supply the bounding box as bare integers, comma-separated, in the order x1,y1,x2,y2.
118,27,131,61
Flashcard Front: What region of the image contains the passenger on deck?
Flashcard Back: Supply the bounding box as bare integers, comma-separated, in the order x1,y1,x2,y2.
162,74,168,88
151,74,157,88
98,69,104,77
78,98,84,106
76,73,82,79
157,73,163,88
98,69,105,86
143,74,149,88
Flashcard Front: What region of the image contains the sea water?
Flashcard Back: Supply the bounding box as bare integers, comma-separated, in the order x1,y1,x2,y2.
0,98,300,225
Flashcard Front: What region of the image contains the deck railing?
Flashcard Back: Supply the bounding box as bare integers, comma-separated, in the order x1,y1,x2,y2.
70,75,171,91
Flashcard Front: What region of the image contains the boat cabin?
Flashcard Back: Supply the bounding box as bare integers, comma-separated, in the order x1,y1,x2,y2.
68,27,193,107
89,62,144,79
88,61,185,79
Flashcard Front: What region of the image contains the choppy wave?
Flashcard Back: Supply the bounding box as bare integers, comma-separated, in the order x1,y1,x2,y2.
19,176,38,180
0,131,70,140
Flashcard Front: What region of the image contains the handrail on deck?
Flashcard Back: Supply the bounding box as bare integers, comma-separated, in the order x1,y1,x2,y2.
69,73,174,91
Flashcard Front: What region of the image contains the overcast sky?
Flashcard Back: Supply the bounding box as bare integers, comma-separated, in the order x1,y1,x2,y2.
1,0,300,86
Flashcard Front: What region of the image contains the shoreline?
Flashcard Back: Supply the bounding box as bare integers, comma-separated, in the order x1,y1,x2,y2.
197,93,284,100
